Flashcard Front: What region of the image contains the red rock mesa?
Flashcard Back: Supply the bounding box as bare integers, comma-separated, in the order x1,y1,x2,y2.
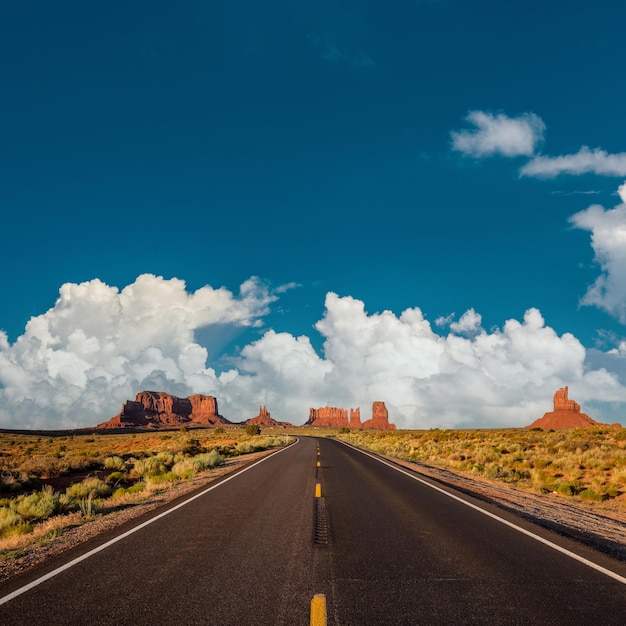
97,391,229,429
526,387,620,429
306,406,350,428
306,402,396,430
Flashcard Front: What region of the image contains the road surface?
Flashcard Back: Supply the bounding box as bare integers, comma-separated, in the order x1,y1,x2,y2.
1,436,626,625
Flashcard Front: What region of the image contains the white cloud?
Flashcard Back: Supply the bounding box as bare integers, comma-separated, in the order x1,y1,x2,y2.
449,308,482,335
2,279,626,429
237,294,625,429
451,110,545,158
569,182,626,322
521,146,626,178
0,274,277,429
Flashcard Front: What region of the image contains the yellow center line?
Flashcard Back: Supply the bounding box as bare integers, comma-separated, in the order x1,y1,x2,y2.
310,593,327,626
315,483,322,498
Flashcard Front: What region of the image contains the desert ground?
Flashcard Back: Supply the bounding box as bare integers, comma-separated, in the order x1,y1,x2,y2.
1,426,626,584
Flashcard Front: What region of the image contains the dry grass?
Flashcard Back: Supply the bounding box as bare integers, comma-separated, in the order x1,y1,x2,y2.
333,427,626,509
0,426,294,561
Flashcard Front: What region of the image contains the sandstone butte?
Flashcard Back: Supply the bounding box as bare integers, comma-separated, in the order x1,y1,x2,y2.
97,391,395,430
97,392,293,429
306,401,396,430
526,386,621,429
246,405,292,428
97,391,229,429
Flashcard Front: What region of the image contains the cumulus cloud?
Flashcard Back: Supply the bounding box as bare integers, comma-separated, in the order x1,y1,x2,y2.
451,110,545,158
0,274,277,429
449,308,482,335
238,294,626,429
521,146,626,178
2,277,626,430
569,182,626,322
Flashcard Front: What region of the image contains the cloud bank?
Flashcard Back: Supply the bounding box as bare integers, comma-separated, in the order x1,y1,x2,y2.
0,275,277,429
2,273,626,430
451,110,545,158
570,182,626,322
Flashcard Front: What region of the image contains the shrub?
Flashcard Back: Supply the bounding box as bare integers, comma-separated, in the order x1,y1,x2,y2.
145,472,178,486
112,482,146,499
3,522,32,538
155,451,176,468
78,493,99,517
245,424,261,436
179,437,205,456
557,482,576,496
172,451,223,477
131,457,167,478
579,488,604,502
0,507,23,534
15,488,59,521
106,471,126,485
104,456,126,471
66,478,111,499
193,450,223,470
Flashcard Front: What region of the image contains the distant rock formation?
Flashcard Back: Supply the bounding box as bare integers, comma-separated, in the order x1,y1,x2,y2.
362,401,396,430
97,391,230,429
245,405,292,428
306,402,396,430
526,387,621,429
306,406,350,428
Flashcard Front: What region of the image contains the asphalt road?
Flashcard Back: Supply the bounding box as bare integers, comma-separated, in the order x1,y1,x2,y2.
2,436,626,625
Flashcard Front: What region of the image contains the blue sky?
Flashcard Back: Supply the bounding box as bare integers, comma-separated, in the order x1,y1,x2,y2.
2,1,626,429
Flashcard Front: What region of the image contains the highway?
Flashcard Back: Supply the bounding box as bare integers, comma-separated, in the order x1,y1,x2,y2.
1,436,626,625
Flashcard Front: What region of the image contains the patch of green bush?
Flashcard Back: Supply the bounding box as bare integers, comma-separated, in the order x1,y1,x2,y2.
171,450,223,478
15,488,59,521
106,471,126,485
66,478,111,499
145,472,178,486
557,482,576,496
131,457,167,478
2,522,32,538
0,507,23,535
578,488,604,502
104,456,126,471
112,482,146,499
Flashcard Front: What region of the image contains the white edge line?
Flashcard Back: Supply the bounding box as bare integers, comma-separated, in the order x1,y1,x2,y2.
337,439,626,586
0,438,299,606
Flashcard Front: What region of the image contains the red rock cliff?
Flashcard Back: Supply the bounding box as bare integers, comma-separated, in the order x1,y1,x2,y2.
97,391,229,429
306,402,396,430
306,406,351,427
